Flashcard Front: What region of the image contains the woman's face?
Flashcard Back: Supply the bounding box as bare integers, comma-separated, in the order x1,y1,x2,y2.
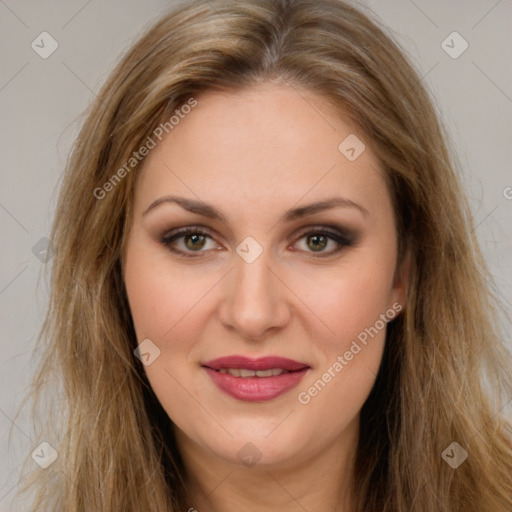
123,82,407,470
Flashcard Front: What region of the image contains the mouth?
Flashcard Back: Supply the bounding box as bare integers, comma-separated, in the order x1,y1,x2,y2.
201,355,310,402
215,368,291,377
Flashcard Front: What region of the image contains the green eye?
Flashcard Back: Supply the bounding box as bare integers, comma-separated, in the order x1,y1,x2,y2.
306,234,329,251
161,225,355,258
162,228,217,256
184,233,207,250
293,228,354,255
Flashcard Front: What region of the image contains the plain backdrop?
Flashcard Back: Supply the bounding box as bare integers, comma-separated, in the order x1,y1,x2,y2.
1,0,511,509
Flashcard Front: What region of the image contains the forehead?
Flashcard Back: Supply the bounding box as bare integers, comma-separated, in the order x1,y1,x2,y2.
135,82,389,220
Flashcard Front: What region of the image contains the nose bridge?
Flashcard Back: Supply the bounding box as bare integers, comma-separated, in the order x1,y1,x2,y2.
236,251,273,298
218,242,290,338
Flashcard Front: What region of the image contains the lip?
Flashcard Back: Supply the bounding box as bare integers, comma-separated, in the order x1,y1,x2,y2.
202,355,309,372
202,355,310,402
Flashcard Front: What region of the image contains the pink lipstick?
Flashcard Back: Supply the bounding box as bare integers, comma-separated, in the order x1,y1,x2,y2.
202,355,310,402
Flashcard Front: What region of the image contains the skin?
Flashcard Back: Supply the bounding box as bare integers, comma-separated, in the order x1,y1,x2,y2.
123,81,409,511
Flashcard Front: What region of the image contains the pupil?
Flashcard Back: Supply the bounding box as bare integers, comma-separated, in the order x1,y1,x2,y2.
308,234,327,251
185,234,205,250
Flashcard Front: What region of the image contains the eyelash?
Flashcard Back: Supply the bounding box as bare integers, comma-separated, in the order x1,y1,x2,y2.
160,225,356,258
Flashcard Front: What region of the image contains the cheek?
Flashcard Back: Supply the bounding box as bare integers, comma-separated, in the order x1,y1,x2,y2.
123,246,211,419
290,250,395,418
290,249,396,350
124,244,215,344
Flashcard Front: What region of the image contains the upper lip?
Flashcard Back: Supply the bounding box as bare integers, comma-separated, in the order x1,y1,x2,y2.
202,355,310,371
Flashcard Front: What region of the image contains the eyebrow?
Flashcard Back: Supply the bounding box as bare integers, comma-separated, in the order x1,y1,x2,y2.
142,195,369,222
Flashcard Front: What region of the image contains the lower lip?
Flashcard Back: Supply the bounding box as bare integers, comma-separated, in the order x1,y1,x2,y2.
203,367,309,402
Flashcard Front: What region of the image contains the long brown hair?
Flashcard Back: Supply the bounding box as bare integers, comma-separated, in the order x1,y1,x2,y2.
18,0,512,510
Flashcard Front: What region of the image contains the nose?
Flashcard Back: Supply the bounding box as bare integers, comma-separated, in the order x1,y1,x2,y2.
217,248,291,341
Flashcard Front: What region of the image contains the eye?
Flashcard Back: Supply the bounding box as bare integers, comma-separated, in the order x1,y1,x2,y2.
161,226,220,256
292,227,355,256
161,225,356,258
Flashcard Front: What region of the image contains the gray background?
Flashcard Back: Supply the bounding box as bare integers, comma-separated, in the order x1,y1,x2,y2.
1,0,511,509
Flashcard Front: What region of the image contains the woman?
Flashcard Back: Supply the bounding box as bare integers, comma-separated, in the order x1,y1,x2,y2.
21,0,512,510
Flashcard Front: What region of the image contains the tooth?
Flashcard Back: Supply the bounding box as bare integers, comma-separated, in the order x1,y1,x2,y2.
217,368,292,377
255,369,273,377
239,369,257,377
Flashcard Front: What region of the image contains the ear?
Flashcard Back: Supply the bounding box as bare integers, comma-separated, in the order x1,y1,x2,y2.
389,248,412,312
